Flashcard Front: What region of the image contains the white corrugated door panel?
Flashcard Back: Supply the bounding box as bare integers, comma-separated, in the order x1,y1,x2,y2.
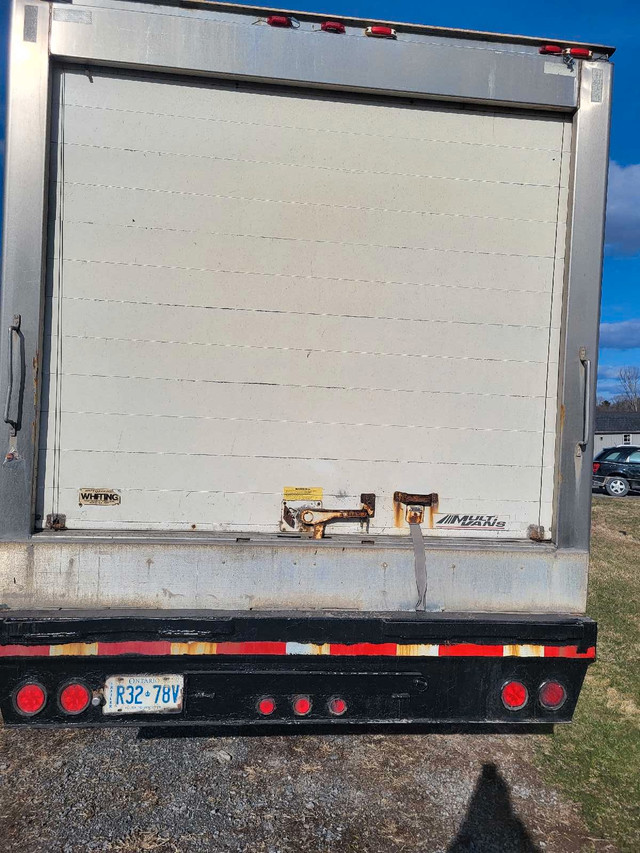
38,69,571,538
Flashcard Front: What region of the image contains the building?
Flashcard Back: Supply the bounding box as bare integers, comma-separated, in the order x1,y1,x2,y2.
594,412,640,454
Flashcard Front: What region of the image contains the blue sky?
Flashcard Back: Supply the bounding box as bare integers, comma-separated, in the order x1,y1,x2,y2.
1,0,638,397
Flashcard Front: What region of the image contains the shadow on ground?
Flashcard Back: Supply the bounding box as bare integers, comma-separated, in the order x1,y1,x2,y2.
448,763,541,852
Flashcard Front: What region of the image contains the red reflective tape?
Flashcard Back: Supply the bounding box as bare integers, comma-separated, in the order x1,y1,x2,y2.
439,644,504,657
0,644,51,657
0,641,597,658
98,641,172,656
545,645,596,659
215,641,287,655
329,643,398,656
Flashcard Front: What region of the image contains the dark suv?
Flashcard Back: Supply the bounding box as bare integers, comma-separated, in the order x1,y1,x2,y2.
592,446,640,497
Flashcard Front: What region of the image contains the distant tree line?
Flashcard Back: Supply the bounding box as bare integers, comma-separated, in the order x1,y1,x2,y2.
598,366,640,412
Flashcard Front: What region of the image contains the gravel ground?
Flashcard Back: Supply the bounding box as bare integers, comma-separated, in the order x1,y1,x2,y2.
0,727,618,853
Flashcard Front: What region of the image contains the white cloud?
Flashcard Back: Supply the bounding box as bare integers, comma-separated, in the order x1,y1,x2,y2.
599,319,640,350
605,162,640,256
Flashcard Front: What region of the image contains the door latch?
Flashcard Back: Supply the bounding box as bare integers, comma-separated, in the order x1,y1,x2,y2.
282,493,376,539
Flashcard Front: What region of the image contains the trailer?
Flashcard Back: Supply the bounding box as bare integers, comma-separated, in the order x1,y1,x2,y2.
0,0,612,727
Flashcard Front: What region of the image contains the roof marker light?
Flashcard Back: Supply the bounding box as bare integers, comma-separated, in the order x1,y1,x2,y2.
267,15,293,28
566,47,593,59
365,26,397,39
321,21,345,34
539,45,563,55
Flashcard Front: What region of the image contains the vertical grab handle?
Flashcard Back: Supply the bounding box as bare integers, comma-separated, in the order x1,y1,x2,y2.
3,314,22,437
579,346,591,448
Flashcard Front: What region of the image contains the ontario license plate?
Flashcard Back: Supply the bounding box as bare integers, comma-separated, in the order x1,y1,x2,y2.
103,674,184,714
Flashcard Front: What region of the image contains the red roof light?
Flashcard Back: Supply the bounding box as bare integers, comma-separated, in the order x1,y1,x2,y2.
365,26,397,39
539,45,563,55
321,21,345,34
267,15,292,28
567,47,593,59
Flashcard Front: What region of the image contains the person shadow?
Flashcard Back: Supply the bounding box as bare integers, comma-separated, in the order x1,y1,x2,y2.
447,763,542,853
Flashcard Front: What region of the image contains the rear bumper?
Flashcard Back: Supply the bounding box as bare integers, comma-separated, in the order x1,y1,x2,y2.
0,611,596,728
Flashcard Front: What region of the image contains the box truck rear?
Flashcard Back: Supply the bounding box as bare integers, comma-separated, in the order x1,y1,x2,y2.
0,0,612,727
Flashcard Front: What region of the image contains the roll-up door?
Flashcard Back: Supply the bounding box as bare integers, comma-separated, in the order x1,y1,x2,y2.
38,68,571,537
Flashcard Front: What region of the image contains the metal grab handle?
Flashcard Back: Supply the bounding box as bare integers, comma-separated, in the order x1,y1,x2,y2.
4,314,22,437
579,347,591,447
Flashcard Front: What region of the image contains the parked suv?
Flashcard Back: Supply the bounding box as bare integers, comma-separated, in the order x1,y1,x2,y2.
593,446,640,496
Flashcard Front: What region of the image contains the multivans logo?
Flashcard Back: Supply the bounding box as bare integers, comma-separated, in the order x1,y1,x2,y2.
435,514,508,530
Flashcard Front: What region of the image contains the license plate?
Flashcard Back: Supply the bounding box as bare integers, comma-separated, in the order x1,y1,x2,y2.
103,674,184,714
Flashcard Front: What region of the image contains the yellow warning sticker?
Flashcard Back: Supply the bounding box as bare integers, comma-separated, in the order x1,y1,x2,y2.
283,487,323,502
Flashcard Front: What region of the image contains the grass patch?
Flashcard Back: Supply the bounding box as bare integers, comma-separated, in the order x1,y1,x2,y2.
537,496,640,852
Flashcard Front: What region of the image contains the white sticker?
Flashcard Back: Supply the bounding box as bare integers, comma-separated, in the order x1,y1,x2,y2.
543,61,575,77
79,488,121,506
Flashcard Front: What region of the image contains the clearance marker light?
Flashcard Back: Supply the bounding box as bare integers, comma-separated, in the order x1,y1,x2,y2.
501,680,528,711
365,26,397,39
14,682,47,716
267,15,293,28
566,47,593,59
321,21,345,34
539,44,563,54
538,681,567,711
293,695,312,716
59,682,91,714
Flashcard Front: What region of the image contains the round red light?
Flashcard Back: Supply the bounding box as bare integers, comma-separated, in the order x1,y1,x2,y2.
293,695,312,716
59,682,91,715
14,682,47,716
501,680,528,711
538,680,567,710
257,696,276,716
328,697,347,716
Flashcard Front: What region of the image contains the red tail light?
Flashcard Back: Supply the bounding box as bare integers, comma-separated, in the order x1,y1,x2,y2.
293,695,312,716
501,680,528,711
14,682,47,716
539,45,563,54
321,21,345,34
59,682,91,714
328,697,347,716
538,681,567,710
365,26,397,39
267,15,292,28
257,696,276,716
593,462,600,473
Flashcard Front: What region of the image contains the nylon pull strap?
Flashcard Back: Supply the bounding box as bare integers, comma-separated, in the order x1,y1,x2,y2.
409,522,427,612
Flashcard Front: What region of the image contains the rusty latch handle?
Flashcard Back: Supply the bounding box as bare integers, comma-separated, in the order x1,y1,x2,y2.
299,493,376,539
394,492,438,507
3,314,22,438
